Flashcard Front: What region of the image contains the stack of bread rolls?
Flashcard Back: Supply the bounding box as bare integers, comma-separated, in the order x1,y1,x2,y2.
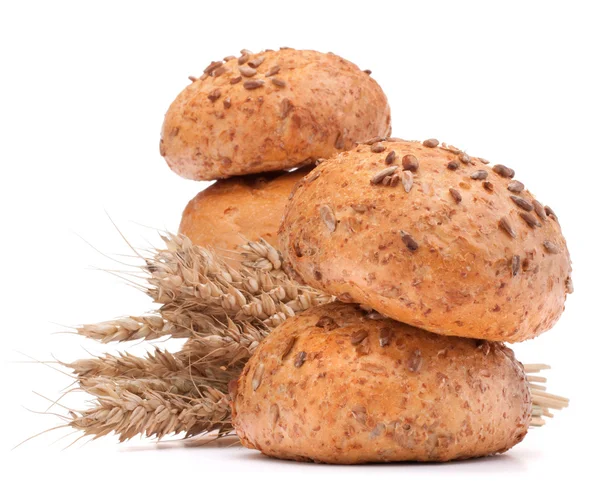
161,48,571,464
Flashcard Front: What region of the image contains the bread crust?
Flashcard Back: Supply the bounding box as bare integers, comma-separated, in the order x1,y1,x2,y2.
160,48,391,180
179,168,309,255
231,302,531,464
279,138,572,342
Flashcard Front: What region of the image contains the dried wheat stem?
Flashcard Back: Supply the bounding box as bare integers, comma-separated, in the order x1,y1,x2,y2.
524,363,551,373
525,364,569,428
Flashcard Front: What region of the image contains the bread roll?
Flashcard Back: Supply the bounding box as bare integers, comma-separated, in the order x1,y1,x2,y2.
160,48,391,180
231,302,531,464
278,138,572,342
179,168,309,255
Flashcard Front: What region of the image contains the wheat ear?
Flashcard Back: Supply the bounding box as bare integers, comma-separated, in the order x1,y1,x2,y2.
76,234,331,343
69,377,231,441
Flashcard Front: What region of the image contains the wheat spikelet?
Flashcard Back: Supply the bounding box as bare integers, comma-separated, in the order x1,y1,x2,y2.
76,315,179,343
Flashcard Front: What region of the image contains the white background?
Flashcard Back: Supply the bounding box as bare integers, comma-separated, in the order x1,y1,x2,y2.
1,1,599,487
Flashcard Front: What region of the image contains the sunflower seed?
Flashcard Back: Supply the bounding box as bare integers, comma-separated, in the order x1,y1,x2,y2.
238,53,249,65
493,164,515,178
230,76,242,84
510,195,534,211
213,66,227,77
223,55,236,62
252,363,264,391
483,181,494,192
499,217,516,238
407,350,422,373
401,231,419,251
371,166,398,184
316,316,336,329
265,65,280,77
351,405,367,425
335,132,344,150
203,60,223,73
371,142,386,153
384,151,396,165
281,98,292,118
363,136,386,145
520,212,540,228
507,180,525,193
244,79,265,90
351,203,369,213
532,200,547,221
248,56,265,68
566,276,574,294
544,205,558,221
320,205,337,232
223,97,231,109
281,336,296,359
449,188,462,203
441,143,462,154
379,327,391,347
423,138,439,148
239,65,257,77
306,170,321,183
512,255,520,276
294,351,307,368
543,240,559,254
351,330,368,345
402,154,419,172
479,157,490,165
188,75,197,82
402,171,414,192
447,160,459,170
269,404,280,427
207,89,221,102
470,170,488,180
459,153,472,164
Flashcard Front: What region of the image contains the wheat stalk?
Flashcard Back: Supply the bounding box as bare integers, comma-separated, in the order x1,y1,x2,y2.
525,364,569,427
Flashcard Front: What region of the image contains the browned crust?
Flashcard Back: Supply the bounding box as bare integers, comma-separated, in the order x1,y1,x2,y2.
278,138,572,342
161,48,391,180
231,302,531,464
179,168,310,254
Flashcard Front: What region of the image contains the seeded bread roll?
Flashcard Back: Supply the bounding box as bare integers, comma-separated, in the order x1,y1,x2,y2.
279,138,572,342
160,48,391,180
231,302,531,464
179,168,310,255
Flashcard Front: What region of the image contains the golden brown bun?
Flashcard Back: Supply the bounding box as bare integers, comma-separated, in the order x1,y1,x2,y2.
279,138,572,342
160,48,391,180
179,168,310,255
231,302,531,464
